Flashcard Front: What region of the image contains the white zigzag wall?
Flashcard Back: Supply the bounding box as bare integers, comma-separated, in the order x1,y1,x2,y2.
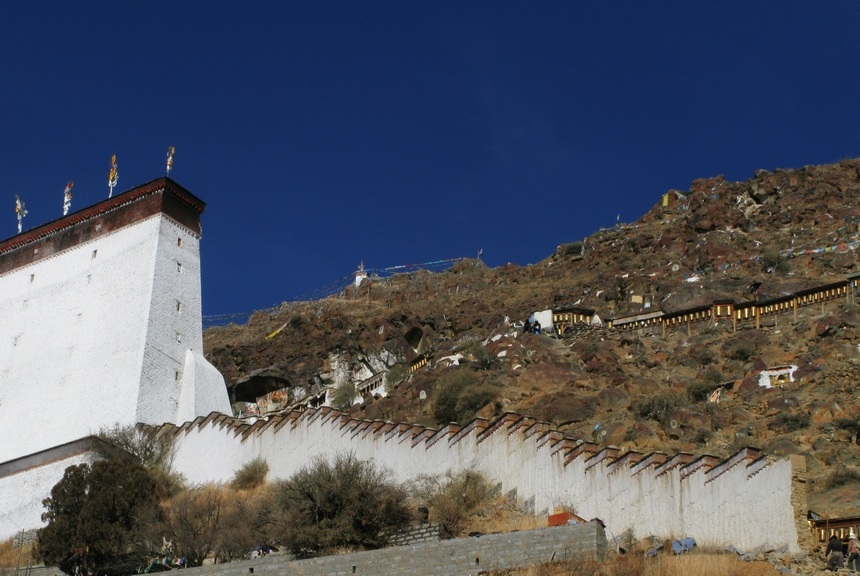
163,408,803,553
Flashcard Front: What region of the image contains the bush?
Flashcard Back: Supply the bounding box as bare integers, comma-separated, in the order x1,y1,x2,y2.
727,341,755,362
97,423,173,469
459,340,494,369
411,469,494,539
433,369,497,425
385,363,411,385
769,412,810,433
35,460,158,576
702,368,723,385
694,348,717,366
687,381,715,403
98,423,184,498
692,429,713,444
231,458,269,490
761,250,790,274
153,485,232,567
216,488,274,562
835,417,860,438
331,383,357,410
270,452,410,558
632,392,685,425
823,468,860,489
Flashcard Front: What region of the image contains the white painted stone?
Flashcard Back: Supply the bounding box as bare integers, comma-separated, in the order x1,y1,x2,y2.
0,190,230,465
166,412,801,554
0,450,101,541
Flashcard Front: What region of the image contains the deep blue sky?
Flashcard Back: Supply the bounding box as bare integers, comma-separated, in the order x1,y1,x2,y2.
3,3,860,323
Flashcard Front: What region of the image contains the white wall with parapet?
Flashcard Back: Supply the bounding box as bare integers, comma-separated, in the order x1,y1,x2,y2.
0,212,229,465
0,450,100,541
166,409,801,554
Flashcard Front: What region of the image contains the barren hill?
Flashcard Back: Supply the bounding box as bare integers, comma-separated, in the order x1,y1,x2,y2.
204,158,860,518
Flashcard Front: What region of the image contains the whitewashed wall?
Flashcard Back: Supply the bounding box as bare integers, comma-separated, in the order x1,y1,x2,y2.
167,410,801,554
0,212,229,464
0,450,100,541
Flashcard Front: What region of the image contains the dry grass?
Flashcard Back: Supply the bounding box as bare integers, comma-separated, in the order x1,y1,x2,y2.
491,551,780,576
0,538,34,569
461,495,544,536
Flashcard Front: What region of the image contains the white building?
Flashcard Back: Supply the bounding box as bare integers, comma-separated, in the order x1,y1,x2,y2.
0,178,230,538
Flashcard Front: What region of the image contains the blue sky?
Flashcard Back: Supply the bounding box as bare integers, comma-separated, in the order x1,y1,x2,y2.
3,3,860,323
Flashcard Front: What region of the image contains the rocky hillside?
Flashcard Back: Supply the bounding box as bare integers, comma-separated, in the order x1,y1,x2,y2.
204,158,860,519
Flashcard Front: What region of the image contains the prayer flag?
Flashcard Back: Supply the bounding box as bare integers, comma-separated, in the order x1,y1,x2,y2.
15,194,27,234
63,181,74,216
108,154,118,197
166,146,175,175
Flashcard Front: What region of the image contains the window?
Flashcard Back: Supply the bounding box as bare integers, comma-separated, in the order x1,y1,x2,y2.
176,300,182,313
177,237,183,247
177,262,183,274
92,249,98,259
30,274,35,283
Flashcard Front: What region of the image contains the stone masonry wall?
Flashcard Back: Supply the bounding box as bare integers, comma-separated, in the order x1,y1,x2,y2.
388,522,440,547
14,523,605,576
194,523,603,576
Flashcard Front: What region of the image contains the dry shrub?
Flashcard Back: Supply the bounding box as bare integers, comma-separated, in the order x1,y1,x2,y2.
331,382,357,410
822,466,860,489
463,496,544,535
0,539,33,569
411,469,494,539
271,452,410,558
644,554,777,576
231,457,269,490
433,369,497,425
142,484,274,565
158,485,225,566
216,487,274,561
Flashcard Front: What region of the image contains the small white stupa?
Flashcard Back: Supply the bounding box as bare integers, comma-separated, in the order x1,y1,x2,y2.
354,261,368,287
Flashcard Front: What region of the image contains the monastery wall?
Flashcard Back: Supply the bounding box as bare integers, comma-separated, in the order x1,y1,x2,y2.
165,409,802,554
0,216,162,463
0,438,110,541
0,179,230,465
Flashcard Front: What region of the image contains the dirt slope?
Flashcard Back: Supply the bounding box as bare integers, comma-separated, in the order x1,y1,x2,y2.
205,158,860,518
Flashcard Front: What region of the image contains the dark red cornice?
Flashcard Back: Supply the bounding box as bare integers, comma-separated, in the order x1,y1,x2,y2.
0,177,205,256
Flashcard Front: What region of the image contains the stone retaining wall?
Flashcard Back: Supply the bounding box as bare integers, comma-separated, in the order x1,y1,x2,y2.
18,524,605,576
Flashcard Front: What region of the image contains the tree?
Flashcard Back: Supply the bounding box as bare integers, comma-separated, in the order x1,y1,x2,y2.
215,488,274,562
270,452,410,558
98,423,185,498
35,459,158,576
410,469,493,538
157,485,224,566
